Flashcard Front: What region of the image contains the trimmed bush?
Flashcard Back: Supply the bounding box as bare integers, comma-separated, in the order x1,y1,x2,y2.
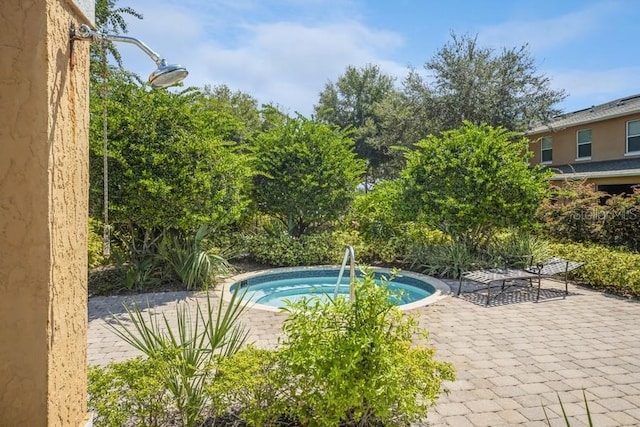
271,271,455,426
550,242,640,298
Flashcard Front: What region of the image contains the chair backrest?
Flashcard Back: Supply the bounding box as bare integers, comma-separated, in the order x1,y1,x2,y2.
537,257,584,276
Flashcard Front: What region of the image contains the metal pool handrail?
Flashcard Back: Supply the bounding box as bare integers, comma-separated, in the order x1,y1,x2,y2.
333,245,356,302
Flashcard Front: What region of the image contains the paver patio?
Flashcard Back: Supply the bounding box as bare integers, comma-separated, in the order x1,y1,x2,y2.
88,276,640,426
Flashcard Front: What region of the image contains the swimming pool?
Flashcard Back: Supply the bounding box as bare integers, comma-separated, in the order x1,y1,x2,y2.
225,266,450,312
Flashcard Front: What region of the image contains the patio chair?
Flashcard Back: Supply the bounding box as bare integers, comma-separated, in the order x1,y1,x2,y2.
524,256,584,300
458,267,540,306
458,256,583,306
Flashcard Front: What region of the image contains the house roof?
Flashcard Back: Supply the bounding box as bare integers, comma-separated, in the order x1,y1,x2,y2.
528,94,640,135
547,157,640,181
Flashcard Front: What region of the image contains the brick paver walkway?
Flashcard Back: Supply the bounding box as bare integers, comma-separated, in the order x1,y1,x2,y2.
88,277,640,426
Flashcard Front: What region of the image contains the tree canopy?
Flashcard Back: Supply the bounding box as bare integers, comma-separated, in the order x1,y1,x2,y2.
252,116,366,237
314,64,398,187
89,74,252,241
410,33,567,133
402,122,552,247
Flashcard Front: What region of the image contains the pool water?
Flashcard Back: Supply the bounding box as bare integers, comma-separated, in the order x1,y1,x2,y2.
231,269,435,308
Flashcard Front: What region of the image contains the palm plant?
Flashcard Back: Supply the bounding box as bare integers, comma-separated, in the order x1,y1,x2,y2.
109,288,249,426
159,225,231,290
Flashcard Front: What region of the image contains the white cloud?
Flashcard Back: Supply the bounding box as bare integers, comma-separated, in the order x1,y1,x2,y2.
477,2,619,51
115,1,408,116
550,67,640,112
191,20,405,115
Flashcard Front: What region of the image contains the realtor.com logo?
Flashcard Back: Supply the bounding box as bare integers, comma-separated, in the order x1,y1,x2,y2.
572,208,638,221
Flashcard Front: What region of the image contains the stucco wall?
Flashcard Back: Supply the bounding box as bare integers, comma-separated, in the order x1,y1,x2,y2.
529,112,640,165
0,0,90,425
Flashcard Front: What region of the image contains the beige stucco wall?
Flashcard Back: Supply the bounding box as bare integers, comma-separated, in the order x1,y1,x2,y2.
529,112,640,165
0,0,90,425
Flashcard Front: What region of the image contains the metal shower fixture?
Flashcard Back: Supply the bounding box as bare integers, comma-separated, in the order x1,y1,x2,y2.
73,24,188,88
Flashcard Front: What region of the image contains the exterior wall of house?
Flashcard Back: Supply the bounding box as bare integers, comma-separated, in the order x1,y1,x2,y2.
529,112,640,166
0,0,91,425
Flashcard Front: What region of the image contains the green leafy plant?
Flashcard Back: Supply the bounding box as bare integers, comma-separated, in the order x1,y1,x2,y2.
108,289,249,426
206,345,281,426
246,231,340,267
549,242,640,297
252,115,365,237
88,357,172,427
409,238,486,279
158,225,231,290
489,229,551,267
536,178,605,244
121,255,162,291
270,271,455,426
403,121,551,251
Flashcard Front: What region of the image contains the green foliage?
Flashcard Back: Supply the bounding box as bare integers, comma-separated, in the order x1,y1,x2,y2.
158,225,230,290
601,188,640,251
88,217,107,269
489,230,551,266
90,76,252,251
246,231,340,267
271,272,455,426
403,122,551,249
408,238,484,279
549,242,640,297
91,0,143,79
88,358,172,426
537,182,640,251
252,115,366,237
314,64,399,185
350,180,409,242
417,32,566,132
206,345,281,426
536,179,604,243
108,290,249,426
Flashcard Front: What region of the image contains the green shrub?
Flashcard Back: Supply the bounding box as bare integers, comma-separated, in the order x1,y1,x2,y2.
88,357,172,426
602,188,640,251
536,179,604,244
403,122,551,251
272,271,455,426
207,345,281,426
549,242,640,297
489,230,551,267
158,225,230,290
246,231,341,266
108,290,249,426
408,238,486,279
88,217,107,269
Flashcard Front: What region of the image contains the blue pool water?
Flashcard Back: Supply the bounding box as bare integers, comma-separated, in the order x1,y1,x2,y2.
230,268,436,308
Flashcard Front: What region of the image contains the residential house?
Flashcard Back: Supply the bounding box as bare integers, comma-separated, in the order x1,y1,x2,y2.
528,94,640,194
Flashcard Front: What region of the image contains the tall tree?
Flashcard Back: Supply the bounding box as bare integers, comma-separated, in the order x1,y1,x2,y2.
89,74,252,244
314,64,399,188
252,116,366,237
412,32,566,133
403,122,551,249
200,85,262,145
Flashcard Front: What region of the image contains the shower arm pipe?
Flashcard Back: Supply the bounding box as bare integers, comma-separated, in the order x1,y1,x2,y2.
347,245,356,302
76,24,164,66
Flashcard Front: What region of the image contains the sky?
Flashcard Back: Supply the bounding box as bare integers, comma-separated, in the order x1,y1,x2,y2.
114,0,640,117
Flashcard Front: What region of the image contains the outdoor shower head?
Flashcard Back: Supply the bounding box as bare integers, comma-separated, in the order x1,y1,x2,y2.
148,60,189,88
73,24,188,88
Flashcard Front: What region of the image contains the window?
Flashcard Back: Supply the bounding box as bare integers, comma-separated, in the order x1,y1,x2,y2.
541,136,552,163
577,129,592,159
627,120,640,154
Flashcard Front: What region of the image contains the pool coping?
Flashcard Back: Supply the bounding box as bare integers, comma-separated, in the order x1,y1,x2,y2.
220,265,451,312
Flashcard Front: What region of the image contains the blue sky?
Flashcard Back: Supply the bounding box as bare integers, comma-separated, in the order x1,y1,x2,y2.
115,0,640,117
